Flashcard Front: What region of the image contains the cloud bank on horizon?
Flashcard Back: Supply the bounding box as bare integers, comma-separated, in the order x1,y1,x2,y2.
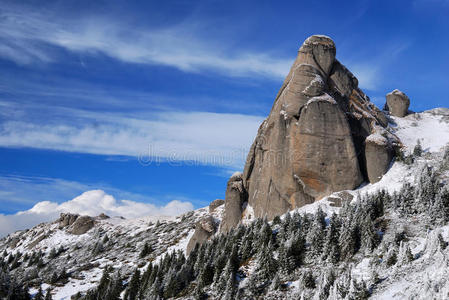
0,190,194,238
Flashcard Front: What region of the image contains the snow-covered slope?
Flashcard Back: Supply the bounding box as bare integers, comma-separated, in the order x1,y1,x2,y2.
1,108,449,300
0,206,224,299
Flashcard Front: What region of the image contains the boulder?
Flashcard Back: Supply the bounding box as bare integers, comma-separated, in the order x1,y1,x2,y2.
58,213,79,229
97,213,110,220
385,89,410,117
68,216,95,235
208,199,225,213
8,237,20,248
328,191,354,207
186,215,216,255
365,134,394,183
220,173,246,232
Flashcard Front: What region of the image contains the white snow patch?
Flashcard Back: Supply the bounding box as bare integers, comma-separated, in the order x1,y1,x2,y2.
391,110,449,153
305,93,337,106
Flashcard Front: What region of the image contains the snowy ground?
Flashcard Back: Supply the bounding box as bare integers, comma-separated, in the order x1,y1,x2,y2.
3,108,449,299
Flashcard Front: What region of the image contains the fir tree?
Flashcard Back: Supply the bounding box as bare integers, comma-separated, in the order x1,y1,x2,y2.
139,242,153,258
386,249,398,267
34,286,44,300
97,266,112,297
269,273,281,291
102,234,109,244
124,268,140,300
413,139,423,157
44,288,52,300
323,213,341,263
104,271,123,300
248,241,277,293
50,272,58,284
193,283,206,300
307,207,326,258
302,270,315,289
6,281,30,300
405,245,414,263
339,211,360,260
48,248,57,259
361,215,378,252
258,219,273,247
438,233,448,250
222,272,236,300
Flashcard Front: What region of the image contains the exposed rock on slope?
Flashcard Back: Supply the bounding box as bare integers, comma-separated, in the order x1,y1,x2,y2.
365,132,394,183
220,172,246,233
208,199,224,213
57,213,100,235
221,35,399,229
385,89,410,117
186,215,216,255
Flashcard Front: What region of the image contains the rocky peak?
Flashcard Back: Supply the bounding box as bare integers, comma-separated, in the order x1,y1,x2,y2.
219,35,401,230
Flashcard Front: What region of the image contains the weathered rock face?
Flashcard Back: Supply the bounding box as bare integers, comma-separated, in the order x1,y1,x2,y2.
385,89,410,117
57,213,96,235
68,216,95,235
186,215,216,255
221,35,399,230
208,199,225,213
220,173,246,233
365,133,394,183
58,213,79,229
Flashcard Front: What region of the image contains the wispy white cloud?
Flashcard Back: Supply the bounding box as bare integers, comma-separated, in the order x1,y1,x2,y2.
0,5,292,79
0,189,194,237
0,106,263,168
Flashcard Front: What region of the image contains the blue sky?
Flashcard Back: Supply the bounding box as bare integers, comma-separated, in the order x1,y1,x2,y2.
0,0,448,235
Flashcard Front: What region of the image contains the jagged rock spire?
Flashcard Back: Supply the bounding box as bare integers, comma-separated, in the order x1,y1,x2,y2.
220,35,399,231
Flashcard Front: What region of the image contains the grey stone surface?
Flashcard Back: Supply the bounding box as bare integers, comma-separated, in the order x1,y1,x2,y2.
208,199,225,213
220,173,246,232
186,215,216,255
385,89,410,117
68,216,95,235
220,35,399,226
365,135,394,183
58,213,79,229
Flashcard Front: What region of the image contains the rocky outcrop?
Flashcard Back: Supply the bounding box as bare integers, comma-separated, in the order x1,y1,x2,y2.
220,173,246,233
385,89,410,117
68,216,95,235
221,35,399,230
186,215,216,255
365,133,394,183
208,199,225,213
58,213,79,229
58,213,95,235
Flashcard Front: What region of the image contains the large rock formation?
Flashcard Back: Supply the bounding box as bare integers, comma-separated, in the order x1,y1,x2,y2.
365,132,394,183
221,35,399,229
208,199,225,213
186,215,216,255
57,213,96,235
385,89,410,117
220,173,246,233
